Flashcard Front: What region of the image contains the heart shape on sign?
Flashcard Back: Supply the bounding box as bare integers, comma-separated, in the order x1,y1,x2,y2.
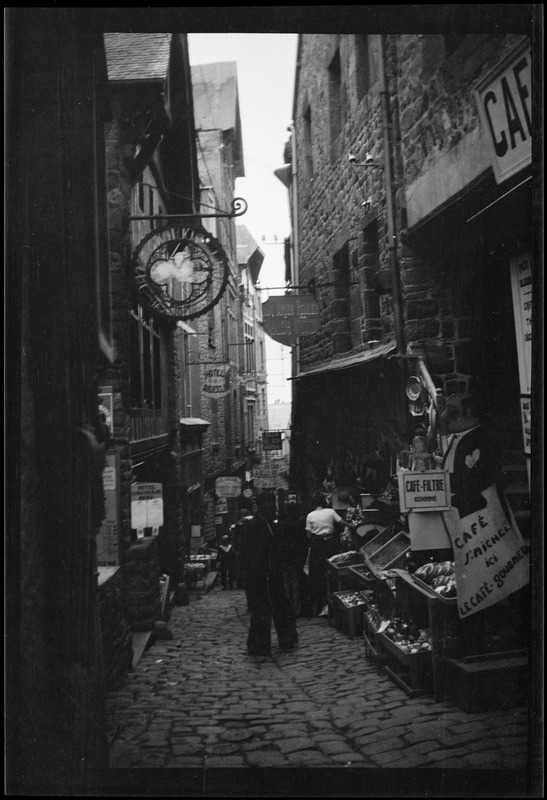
464,449,480,469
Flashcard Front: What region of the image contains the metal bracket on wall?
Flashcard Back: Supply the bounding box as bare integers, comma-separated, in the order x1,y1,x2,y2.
129,197,248,221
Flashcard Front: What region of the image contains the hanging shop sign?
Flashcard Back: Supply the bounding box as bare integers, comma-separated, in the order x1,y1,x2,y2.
442,485,530,619
215,476,242,497
97,451,120,567
262,294,320,347
252,463,280,489
202,364,230,398
132,224,230,321
397,470,452,512
262,431,283,451
131,482,164,538
474,41,531,184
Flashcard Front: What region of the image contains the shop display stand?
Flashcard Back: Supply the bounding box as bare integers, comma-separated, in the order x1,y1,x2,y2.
362,615,388,672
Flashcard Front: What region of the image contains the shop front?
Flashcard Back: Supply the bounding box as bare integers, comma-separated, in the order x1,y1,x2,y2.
324,358,531,712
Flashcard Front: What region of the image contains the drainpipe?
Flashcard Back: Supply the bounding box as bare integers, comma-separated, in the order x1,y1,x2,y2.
377,35,406,356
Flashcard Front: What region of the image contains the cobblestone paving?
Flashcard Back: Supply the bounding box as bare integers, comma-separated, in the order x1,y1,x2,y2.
106,586,532,778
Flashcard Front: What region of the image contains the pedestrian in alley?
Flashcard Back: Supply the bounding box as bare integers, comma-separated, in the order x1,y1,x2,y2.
305,490,357,617
273,502,309,618
239,491,298,655
217,535,237,590
231,502,254,594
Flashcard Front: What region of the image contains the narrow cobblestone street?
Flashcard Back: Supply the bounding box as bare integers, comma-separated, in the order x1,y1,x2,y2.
104,585,533,796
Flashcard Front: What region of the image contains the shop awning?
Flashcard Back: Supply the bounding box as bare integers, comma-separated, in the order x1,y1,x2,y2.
294,342,396,379
179,417,210,434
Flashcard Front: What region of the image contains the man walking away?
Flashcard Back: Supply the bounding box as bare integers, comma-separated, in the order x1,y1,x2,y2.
274,503,309,619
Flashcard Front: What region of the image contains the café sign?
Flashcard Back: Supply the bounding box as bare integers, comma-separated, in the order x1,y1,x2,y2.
397,470,451,512
474,41,531,184
131,224,230,320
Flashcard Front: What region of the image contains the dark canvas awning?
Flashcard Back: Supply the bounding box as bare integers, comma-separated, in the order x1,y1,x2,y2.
294,342,396,378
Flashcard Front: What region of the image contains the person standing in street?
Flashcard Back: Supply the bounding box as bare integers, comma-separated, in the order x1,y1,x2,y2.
305,490,355,617
239,492,299,655
217,535,237,590
273,502,309,619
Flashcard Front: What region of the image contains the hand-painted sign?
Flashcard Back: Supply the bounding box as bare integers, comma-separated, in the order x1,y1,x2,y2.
215,497,228,515
397,470,451,511
202,364,230,398
442,485,530,619
131,482,164,536
215,477,242,497
475,41,531,184
262,294,320,347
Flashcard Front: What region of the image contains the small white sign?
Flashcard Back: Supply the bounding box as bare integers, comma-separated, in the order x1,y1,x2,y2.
397,470,451,512
215,477,242,497
215,497,228,514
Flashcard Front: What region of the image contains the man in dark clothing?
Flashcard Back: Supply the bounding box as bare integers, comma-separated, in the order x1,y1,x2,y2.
239,492,299,655
217,535,237,589
273,503,309,619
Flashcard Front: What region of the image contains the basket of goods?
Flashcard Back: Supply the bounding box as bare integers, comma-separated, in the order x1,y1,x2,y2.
411,561,457,600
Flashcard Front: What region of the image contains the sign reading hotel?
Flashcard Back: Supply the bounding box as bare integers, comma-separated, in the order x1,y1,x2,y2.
397,470,451,512
131,224,230,321
131,482,164,537
475,41,531,184
262,294,320,347
202,364,230,398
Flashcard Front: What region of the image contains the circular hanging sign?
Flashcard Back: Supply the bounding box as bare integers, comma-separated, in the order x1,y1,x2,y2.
405,375,423,402
132,223,230,321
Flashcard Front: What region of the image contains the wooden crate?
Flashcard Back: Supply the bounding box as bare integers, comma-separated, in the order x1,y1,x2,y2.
376,630,433,697
326,559,364,593
444,653,529,713
328,592,368,639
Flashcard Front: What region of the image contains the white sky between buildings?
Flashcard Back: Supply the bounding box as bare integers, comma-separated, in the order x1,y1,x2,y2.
188,33,298,406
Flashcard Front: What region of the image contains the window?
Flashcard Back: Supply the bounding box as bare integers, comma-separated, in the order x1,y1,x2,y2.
129,301,163,412
362,219,381,321
246,401,255,445
328,49,343,143
244,322,255,373
355,35,377,101
303,104,314,180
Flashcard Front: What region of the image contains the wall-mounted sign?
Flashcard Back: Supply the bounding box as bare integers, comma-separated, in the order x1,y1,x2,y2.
215,477,242,497
132,224,230,320
215,497,228,515
262,431,283,451
510,252,532,395
131,482,164,537
97,451,120,566
202,364,230,398
474,41,531,184
262,294,320,347
397,470,451,512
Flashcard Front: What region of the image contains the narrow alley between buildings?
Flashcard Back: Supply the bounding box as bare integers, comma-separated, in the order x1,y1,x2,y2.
103,583,531,796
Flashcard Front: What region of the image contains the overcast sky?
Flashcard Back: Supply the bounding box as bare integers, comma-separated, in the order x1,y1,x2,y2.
189,33,298,405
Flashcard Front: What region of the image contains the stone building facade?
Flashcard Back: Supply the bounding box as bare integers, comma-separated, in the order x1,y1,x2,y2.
284,33,534,538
